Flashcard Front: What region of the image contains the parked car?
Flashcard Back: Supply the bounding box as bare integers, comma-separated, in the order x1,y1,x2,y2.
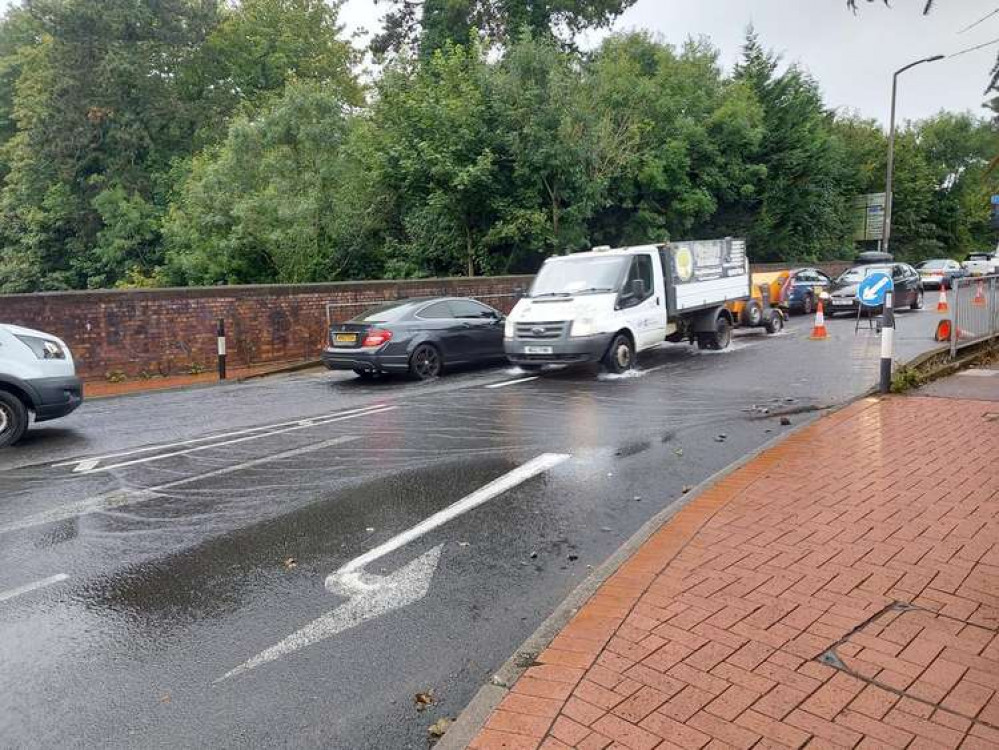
322,297,506,380
915,259,966,289
963,248,999,276
778,268,833,315
826,263,923,317
0,323,83,447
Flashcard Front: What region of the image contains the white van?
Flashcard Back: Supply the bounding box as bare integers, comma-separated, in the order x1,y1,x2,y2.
504,239,751,373
0,324,83,447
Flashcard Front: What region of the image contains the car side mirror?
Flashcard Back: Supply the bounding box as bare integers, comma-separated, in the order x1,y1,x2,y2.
632,279,646,298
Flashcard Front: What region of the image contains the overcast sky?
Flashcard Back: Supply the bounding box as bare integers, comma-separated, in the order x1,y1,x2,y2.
0,0,995,125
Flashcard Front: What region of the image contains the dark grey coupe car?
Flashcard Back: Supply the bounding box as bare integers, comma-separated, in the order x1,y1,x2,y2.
322,297,506,380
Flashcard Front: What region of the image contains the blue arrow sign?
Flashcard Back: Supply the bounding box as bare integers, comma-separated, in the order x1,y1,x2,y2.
858,272,893,307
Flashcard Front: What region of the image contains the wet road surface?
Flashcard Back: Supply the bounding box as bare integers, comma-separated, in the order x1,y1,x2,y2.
0,310,944,749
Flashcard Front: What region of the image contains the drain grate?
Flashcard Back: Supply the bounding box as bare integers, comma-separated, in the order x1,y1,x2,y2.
816,602,999,730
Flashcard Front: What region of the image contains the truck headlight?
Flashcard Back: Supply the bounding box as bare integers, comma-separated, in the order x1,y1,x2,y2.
16,335,66,360
570,318,596,337
504,318,516,338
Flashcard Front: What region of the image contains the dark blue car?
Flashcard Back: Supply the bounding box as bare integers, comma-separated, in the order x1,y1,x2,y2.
778,268,833,315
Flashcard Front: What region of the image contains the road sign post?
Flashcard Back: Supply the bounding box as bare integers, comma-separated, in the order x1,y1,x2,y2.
880,291,894,394
856,272,895,393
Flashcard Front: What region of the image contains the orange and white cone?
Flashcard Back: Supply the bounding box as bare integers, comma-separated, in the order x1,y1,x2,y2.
973,279,987,308
936,285,949,314
809,300,829,340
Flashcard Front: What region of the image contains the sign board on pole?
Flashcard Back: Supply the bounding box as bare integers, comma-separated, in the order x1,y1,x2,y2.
853,193,887,242
857,272,893,307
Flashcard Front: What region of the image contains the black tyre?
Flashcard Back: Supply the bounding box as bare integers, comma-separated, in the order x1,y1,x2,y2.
740,300,763,328
409,344,443,380
602,334,635,373
764,310,784,335
0,391,29,448
701,316,732,351
911,289,924,310
802,294,814,316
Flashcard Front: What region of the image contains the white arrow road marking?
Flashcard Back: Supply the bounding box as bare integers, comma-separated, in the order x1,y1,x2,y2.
861,277,890,302
0,573,70,603
53,404,391,473
218,545,444,683
0,435,361,536
218,452,571,682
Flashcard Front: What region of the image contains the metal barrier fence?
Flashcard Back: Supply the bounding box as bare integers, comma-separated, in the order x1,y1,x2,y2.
950,274,999,356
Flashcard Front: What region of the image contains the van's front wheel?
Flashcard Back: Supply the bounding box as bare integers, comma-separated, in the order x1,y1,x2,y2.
603,334,635,374
0,391,29,448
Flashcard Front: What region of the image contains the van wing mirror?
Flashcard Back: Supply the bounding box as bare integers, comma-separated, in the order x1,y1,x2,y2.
632,278,646,298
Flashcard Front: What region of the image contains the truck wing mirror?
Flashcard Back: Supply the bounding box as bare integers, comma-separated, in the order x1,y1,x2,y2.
632,279,646,298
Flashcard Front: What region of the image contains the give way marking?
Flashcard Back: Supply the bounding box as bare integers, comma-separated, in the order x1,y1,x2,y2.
217,452,571,682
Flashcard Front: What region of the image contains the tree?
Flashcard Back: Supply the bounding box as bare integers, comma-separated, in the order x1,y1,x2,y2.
371,0,637,57
163,80,376,285
367,40,503,277
733,31,856,261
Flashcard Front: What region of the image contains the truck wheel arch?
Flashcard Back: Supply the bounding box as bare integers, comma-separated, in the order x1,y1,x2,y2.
690,307,733,333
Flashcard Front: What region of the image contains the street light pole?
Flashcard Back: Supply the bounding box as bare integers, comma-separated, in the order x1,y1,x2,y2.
882,55,945,254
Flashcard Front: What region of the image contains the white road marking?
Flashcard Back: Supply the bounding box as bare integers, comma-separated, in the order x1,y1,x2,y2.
486,376,540,389
73,406,394,475
218,452,571,681
0,573,70,603
0,435,361,536
53,404,389,472
218,545,444,682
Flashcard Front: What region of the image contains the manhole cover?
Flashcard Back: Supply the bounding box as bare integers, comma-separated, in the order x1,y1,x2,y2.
818,603,998,729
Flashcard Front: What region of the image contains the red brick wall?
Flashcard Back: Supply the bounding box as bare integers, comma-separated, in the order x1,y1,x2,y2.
0,277,530,381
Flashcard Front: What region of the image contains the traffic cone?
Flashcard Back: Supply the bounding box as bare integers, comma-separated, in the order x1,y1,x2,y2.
809,299,829,340
973,279,987,308
936,285,949,314
935,319,951,342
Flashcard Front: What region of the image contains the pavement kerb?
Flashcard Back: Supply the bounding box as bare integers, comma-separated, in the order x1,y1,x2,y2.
435,394,884,750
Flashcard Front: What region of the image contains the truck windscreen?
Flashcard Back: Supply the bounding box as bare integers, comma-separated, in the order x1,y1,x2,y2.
530,256,629,298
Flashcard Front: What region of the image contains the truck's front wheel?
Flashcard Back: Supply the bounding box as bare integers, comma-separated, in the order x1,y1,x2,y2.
603,334,635,374
0,391,30,448
697,316,732,351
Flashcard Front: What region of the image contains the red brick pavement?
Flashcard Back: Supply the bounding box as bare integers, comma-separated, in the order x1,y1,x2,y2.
467,395,999,750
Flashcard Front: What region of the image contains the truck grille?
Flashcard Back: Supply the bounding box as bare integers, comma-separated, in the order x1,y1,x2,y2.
515,321,568,340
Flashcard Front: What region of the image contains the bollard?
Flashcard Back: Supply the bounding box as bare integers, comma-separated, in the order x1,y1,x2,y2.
879,292,894,394
217,318,227,381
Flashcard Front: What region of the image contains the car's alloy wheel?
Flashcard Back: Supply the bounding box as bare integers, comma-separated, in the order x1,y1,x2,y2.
912,290,924,310
802,295,814,316
410,344,442,380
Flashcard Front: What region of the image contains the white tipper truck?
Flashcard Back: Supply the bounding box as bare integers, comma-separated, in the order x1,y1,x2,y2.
504,238,752,373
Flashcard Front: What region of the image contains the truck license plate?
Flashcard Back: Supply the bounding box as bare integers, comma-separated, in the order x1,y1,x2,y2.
524,346,553,355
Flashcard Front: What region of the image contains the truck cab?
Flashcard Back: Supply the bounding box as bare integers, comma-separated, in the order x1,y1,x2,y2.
0,323,83,447
504,239,750,373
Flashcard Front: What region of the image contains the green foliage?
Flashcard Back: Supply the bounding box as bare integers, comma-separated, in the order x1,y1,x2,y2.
372,0,639,57
0,3,996,294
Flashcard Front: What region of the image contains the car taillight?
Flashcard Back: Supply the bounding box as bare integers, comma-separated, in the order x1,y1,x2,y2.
362,329,393,347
